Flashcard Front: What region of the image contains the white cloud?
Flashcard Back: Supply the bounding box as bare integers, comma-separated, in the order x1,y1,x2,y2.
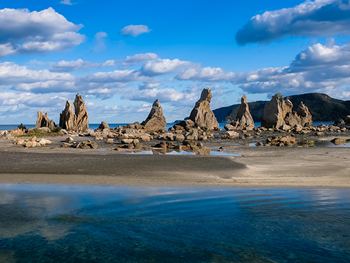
120,53,159,69
0,62,73,86
236,0,350,45
119,25,151,37
0,8,84,56
81,69,152,83
123,87,197,104
141,58,197,76
50,59,116,72
60,0,73,5
95,32,107,39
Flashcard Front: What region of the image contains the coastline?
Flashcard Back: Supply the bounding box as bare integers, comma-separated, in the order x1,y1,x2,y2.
1,137,349,188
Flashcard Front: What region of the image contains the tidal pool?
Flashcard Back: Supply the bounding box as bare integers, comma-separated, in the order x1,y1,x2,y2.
0,184,349,262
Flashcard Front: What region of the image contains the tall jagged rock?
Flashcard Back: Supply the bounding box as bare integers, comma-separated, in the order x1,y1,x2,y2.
297,101,313,127
261,96,287,129
74,93,89,132
59,100,75,131
36,111,56,130
189,88,219,130
141,99,166,132
235,95,254,129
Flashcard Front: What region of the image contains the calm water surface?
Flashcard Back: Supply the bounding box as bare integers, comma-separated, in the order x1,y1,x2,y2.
0,185,349,263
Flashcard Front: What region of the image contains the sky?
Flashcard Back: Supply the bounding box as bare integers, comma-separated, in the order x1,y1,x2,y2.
1,0,350,124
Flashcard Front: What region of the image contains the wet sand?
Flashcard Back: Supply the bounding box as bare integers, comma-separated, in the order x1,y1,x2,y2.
0,137,349,187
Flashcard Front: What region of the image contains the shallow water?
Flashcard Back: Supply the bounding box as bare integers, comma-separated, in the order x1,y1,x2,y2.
0,184,349,262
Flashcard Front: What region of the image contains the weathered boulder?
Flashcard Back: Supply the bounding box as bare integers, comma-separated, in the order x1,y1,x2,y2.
235,95,254,129
188,88,219,130
74,94,89,132
141,99,166,132
59,100,75,131
36,111,56,130
98,121,110,130
297,102,313,127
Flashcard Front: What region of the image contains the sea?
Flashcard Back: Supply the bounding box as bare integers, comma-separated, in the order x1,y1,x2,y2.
0,122,335,131
0,184,349,262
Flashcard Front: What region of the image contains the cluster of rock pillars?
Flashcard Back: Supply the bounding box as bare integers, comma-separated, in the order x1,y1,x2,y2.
35,88,315,133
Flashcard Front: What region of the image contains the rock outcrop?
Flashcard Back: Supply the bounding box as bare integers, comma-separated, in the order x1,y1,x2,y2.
59,100,75,131
74,94,89,132
188,88,219,130
297,102,313,127
36,111,56,130
235,95,254,129
141,99,166,132
262,94,313,129
59,94,89,132
98,121,110,130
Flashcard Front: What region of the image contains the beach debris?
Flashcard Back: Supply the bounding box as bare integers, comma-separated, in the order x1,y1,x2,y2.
141,99,167,132
188,88,219,130
36,111,56,130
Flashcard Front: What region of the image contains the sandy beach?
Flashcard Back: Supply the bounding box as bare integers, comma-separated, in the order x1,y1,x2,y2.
1,137,349,188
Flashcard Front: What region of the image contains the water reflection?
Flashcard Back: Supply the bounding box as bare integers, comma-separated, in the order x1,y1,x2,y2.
0,185,349,262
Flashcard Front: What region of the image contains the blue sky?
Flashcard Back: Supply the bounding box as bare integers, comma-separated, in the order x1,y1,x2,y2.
1,0,350,124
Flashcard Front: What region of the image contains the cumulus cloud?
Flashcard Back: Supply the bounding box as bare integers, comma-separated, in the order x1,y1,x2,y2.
0,62,73,86
120,53,159,69
50,59,116,72
0,8,84,57
119,25,151,37
141,58,198,76
236,0,350,45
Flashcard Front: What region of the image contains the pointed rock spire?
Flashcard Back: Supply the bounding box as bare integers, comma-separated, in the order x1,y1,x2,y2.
141,99,167,132
74,93,89,131
189,88,219,130
59,100,75,131
236,95,254,129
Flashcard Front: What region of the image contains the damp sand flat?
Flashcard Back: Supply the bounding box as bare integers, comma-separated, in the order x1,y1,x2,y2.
0,184,349,263
0,146,350,187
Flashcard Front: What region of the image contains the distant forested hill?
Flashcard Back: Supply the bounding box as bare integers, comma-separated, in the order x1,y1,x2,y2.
213,93,350,122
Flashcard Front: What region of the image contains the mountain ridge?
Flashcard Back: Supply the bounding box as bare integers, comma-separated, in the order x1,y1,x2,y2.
213,93,350,122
